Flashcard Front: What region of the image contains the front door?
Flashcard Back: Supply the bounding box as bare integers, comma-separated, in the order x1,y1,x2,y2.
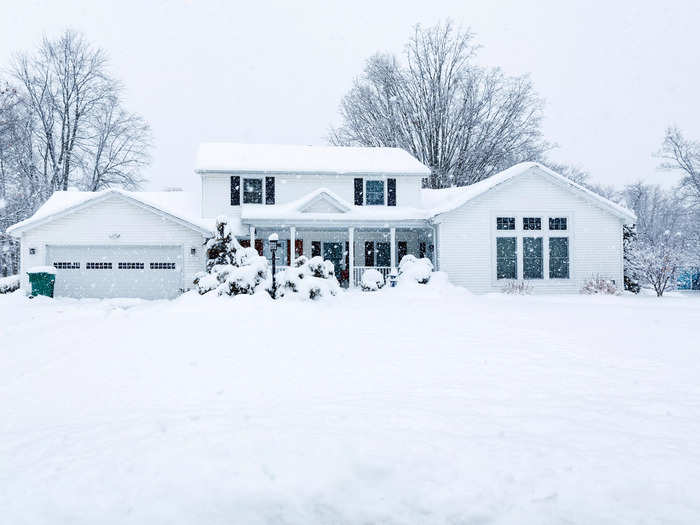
323,242,346,285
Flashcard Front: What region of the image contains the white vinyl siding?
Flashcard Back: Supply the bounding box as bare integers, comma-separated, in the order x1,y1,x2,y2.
436,168,624,293
19,194,207,295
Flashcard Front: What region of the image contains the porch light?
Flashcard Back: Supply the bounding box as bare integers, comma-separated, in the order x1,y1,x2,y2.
268,233,279,252
268,233,279,297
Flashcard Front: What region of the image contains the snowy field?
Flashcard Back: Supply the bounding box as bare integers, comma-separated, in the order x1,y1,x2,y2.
1,279,699,524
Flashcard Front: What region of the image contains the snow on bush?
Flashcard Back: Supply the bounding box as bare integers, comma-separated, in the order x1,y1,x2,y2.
580,275,620,295
0,275,20,294
193,216,269,296
501,280,533,295
398,255,433,285
274,255,340,300
360,268,385,291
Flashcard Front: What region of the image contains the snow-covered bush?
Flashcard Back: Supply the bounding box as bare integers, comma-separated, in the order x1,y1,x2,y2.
398,255,433,284
193,216,269,296
275,256,340,300
0,274,20,294
580,275,620,295
501,280,532,295
360,268,385,291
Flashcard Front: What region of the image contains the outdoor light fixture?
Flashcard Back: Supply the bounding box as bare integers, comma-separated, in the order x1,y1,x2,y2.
29,248,36,255
190,247,197,256
268,233,279,296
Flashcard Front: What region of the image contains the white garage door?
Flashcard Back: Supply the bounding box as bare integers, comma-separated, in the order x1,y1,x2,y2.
46,245,183,299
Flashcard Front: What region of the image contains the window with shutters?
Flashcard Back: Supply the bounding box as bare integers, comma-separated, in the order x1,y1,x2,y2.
243,178,263,204
365,180,385,205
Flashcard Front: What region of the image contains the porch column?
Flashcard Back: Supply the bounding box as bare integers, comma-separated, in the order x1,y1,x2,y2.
390,227,396,268
249,225,255,245
348,227,355,287
290,226,296,263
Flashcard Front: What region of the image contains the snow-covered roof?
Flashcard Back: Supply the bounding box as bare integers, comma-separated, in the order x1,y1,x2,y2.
195,143,431,176
6,189,220,236
241,187,429,224
423,162,637,222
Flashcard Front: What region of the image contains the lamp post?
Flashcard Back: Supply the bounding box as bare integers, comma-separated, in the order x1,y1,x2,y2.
268,233,279,296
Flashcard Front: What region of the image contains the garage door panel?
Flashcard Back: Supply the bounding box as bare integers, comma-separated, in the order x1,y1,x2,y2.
47,245,183,299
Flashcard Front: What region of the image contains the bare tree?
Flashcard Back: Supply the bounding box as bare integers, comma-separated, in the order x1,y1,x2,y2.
330,21,549,188
657,126,700,208
623,182,692,296
11,30,151,193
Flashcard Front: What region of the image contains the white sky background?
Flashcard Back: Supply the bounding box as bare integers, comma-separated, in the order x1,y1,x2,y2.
1,0,698,193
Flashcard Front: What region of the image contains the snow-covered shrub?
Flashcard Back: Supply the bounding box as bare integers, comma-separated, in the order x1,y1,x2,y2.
275,255,340,300
501,280,533,295
398,255,433,284
0,274,20,294
360,268,385,291
580,275,620,295
193,216,269,296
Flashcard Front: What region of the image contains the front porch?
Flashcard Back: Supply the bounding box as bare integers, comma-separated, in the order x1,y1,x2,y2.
239,225,436,287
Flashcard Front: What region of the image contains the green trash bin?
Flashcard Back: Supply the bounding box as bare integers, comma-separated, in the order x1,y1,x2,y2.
27,266,57,298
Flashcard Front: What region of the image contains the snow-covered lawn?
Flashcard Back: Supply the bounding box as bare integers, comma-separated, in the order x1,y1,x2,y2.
1,280,699,524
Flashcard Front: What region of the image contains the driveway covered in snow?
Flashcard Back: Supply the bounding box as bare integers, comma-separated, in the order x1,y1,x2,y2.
1,283,699,524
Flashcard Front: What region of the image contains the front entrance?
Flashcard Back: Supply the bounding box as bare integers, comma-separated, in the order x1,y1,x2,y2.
323,242,348,286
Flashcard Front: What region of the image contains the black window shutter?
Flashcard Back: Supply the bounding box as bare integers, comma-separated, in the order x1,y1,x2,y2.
265,177,275,205
387,178,396,206
354,178,364,205
364,241,374,266
230,176,240,205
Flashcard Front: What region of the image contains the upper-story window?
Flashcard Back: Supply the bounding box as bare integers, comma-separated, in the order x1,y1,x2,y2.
243,178,263,204
366,180,385,205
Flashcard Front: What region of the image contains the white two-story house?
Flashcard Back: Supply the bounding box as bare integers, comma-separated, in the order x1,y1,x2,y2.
7,143,635,299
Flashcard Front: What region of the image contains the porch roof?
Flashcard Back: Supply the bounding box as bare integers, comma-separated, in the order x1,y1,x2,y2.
240,187,431,228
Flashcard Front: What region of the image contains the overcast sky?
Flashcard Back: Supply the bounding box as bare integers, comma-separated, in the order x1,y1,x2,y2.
2,0,699,192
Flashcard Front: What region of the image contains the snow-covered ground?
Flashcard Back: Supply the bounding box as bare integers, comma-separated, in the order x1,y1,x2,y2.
1,279,699,524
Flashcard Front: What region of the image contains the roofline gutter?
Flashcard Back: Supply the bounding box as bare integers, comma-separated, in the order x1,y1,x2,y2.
195,168,431,177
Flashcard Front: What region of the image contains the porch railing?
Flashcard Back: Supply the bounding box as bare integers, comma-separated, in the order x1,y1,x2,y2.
352,266,391,287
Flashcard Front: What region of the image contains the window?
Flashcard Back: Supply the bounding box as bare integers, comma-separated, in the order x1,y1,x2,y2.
419,242,426,258
354,178,364,205
311,241,321,258
376,242,390,267
118,262,144,270
365,180,385,205
549,217,567,230
364,241,374,266
150,262,176,270
86,262,112,269
53,262,80,269
243,178,262,204
523,217,541,230
523,238,543,279
496,237,517,279
398,241,408,263
549,238,569,279
497,217,515,230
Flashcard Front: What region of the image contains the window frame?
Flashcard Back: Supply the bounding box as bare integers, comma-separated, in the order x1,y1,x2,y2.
242,177,264,204
491,212,572,285
364,179,386,206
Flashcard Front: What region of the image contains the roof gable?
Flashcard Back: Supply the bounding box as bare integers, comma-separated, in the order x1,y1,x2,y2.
7,190,211,236
298,190,351,214
425,163,636,223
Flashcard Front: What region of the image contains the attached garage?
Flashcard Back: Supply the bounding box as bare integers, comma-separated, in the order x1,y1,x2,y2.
7,190,210,299
47,245,184,299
